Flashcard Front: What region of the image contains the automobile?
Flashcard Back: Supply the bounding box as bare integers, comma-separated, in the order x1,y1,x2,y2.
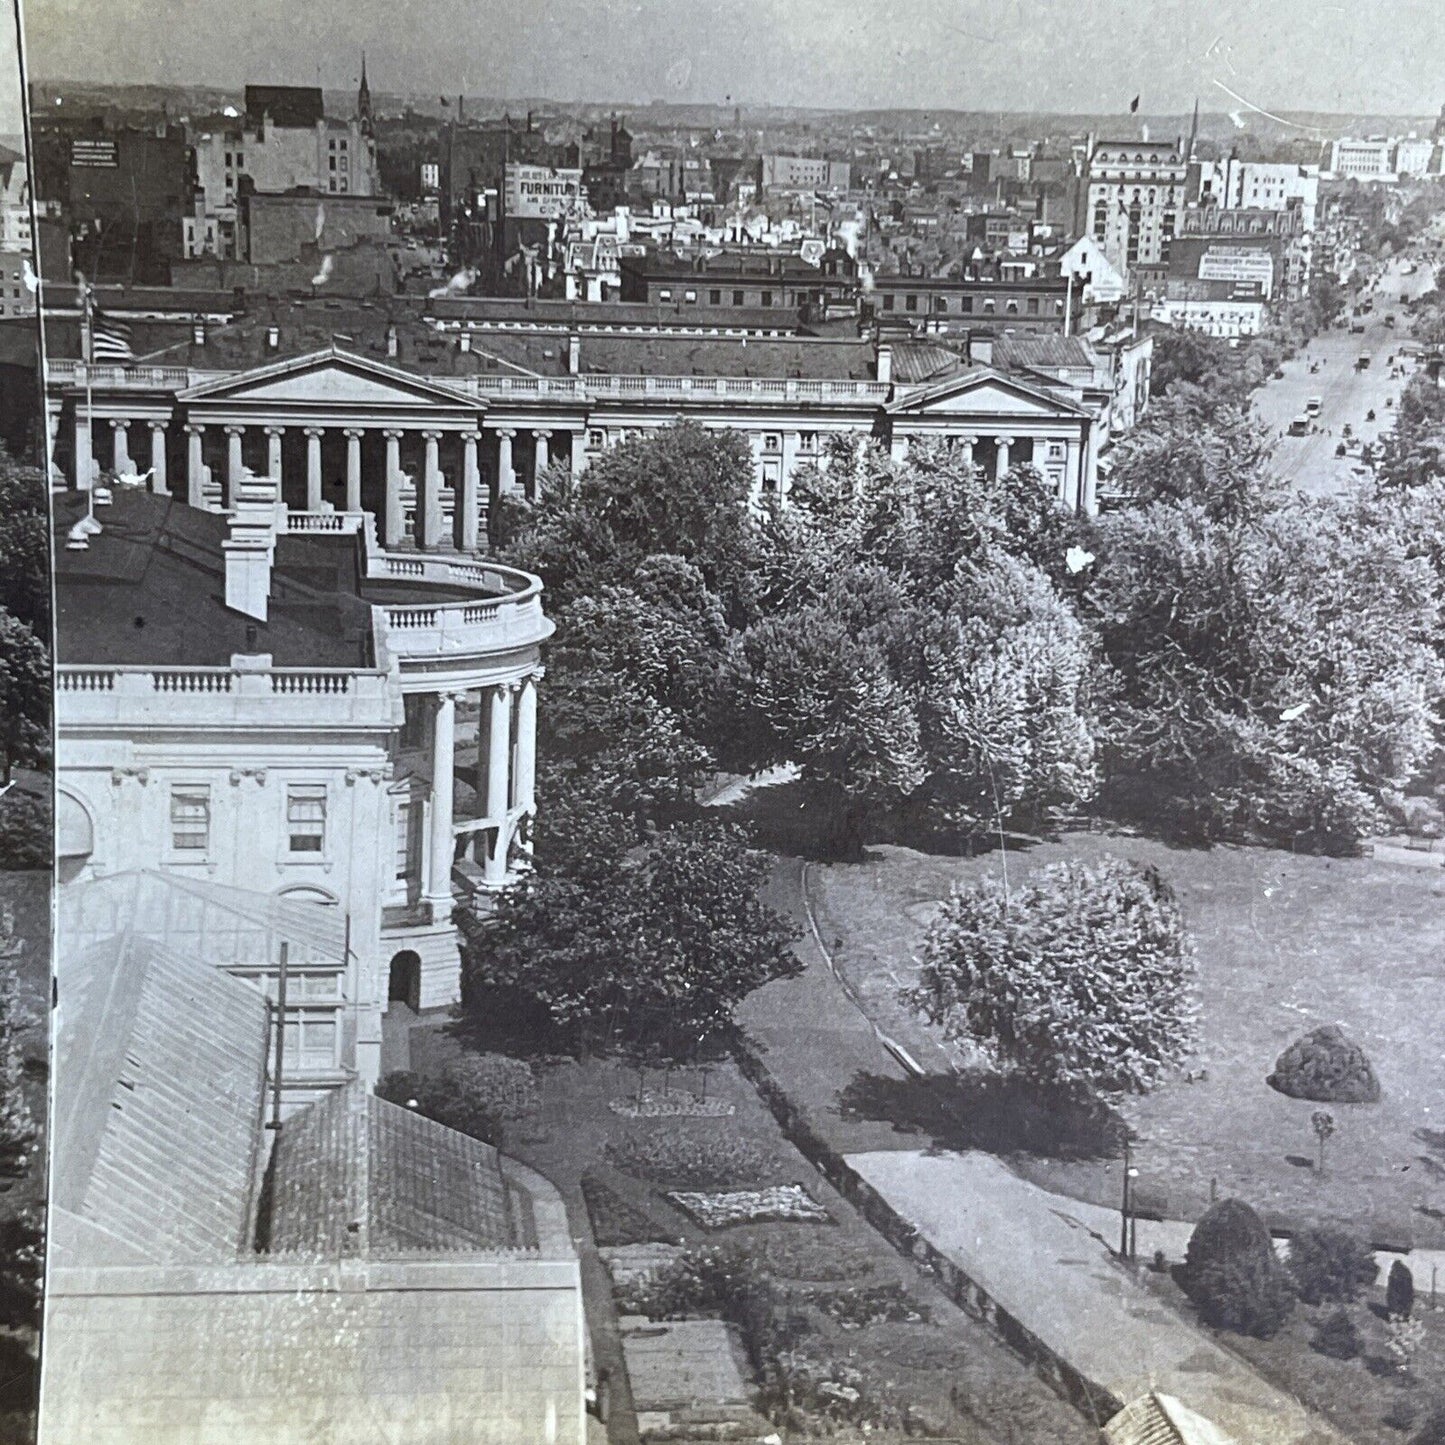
1343,423,1353,437
1357,354,1371,370
1385,314,1397,326
1289,416,1311,436
1305,396,1322,416
1366,408,1377,421
1350,321,1366,334
1335,442,1348,457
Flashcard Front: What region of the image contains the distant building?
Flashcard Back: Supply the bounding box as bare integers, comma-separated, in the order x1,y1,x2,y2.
1393,135,1436,178
1086,139,1188,276
43,881,585,1444
1328,137,1396,180
758,154,851,193
1194,160,1319,295
190,79,380,259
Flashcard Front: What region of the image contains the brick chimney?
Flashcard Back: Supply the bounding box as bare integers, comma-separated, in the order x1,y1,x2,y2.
385,322,398,358
223,472,282,622
567,332,581,374
875,341,892,384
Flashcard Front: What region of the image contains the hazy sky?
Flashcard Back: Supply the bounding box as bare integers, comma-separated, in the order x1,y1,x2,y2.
18,0,1445,117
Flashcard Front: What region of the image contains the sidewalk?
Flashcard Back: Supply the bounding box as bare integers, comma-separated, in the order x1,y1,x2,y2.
847,1150,1347,1445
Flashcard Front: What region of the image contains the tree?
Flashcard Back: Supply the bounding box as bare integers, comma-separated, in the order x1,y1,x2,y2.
908,855,1196,1095
0,967,34,1163
1180,1198,1296,1338
503,423,764,622
0,459,51,636
0,612,49,785
1376,374,1445,491
1309,1308,1362,1360
1088,485,1444,850
466,816,800,1055
1286,1227,1379,1304
1387,1259,1416,1319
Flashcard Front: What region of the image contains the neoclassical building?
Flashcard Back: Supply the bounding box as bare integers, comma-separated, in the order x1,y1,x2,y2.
40,292,1124,526
55,481,553,1095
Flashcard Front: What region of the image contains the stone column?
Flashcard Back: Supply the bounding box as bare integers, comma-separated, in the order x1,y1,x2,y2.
960,437,975,475
421,430,442,550
110,419,132,475
304,428,323,511
995,434,1014,481
1082,423,1101,516
460,431,482,552
425,691,457,911
569,429,587,476
383,430,404,545
225,426,244,508
484,682,513,886
513,671,540,847
531,429,551,501
344,429,363,512
185,424,205,508
73,412,93,490
264,426,284,484
148,421,169,495
889,432,909,464
496,428,517,497
1064,436,1083,510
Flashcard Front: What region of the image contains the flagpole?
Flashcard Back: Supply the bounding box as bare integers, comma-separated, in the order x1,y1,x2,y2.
82,281,94,517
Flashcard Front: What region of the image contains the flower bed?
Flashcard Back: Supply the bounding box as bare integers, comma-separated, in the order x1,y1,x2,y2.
608,1090,736,1119
666,1185,830,1229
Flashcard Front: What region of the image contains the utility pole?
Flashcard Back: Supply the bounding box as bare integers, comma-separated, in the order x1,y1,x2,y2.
267,941,290,1131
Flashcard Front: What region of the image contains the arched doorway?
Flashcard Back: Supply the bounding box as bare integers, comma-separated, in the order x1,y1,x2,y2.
388,950,421,1013
57,789,95,885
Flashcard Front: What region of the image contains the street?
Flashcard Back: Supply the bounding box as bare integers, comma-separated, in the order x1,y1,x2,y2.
1252,255,1437,496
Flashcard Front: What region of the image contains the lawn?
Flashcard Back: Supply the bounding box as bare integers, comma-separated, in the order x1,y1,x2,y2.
806,832,1445,1247
404,1017,1093,1443
1140,1263,1445,1444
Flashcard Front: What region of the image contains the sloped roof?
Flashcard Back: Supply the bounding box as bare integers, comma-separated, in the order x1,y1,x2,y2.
890,341,968,385
993,334,1099,372
1104,1392,1240,1445
53,931,269,1266
267,1084,535,1258
60,870,349,971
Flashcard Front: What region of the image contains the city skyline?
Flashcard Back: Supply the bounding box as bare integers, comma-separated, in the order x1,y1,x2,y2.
19,0,1445,120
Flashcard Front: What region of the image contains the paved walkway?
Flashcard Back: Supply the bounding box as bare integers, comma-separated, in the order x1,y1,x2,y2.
848,1150,1347,1445
738,857,1351,1444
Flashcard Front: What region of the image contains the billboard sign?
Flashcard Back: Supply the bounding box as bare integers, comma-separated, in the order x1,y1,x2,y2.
504,164,583,220
1198,245,1274,288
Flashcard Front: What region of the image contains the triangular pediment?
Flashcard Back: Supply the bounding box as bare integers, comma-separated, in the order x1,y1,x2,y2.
178,347,478,409
889,367,1090,418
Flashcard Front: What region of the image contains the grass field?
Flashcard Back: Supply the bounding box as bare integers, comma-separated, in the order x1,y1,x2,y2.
807,832,1445,1245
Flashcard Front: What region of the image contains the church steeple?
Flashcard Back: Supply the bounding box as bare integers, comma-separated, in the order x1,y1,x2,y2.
358,51,373,136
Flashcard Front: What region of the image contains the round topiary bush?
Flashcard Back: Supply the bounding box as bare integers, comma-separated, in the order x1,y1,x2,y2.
1287,1226,1379,1304
1267,1025,1381,1104
1310,1308,1362,1361
1180,1198,1296,1338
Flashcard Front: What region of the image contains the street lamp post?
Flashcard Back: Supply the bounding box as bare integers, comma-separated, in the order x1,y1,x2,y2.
1119,1134,1140,1261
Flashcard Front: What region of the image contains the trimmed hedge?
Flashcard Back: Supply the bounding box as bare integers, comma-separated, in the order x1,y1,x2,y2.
1268,1025,1380,1104
1179,1198,1296,1338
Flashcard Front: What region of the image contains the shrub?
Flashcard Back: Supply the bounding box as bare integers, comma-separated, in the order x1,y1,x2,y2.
1180,1199,1296,1338
1268,1025,1381,1104
605,1123,777,1188
1409,1403,1445,1443
1310,1308,1362,1360
1287,1227,1379,1304
1387,1259,1415,1319
377,1054,539,1146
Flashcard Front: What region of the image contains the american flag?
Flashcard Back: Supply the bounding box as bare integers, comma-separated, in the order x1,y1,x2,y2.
88,307,133,364
77,275,134,364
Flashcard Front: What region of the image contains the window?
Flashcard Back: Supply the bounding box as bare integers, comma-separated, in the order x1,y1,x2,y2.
799,431,817,452
171,785,210,852
287,784,327,854
732,289,744,306
394,799,411,880
1027,297,1039,315
934,296,948,313
684,288,697,303
1006,300,1019,314
905,294,918,312
960,296,973,313
287,1014,339,1071
761,459,782,492
763,433,781,452
329,155,337,171
658,288,672,301
709,289,721,305
339,177,348,193
589,429,604,448
760,290,773,307
882,294,895,311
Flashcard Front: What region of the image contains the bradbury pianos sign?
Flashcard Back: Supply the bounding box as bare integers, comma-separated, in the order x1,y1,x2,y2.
504,164,583,220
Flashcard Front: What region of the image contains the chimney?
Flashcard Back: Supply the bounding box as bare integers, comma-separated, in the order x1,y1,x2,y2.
192,315,207,346
458,332,471,352
385,322,398,358
875,341,892,384
223,472,282,622
266,324,279,350
567,332,581,374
